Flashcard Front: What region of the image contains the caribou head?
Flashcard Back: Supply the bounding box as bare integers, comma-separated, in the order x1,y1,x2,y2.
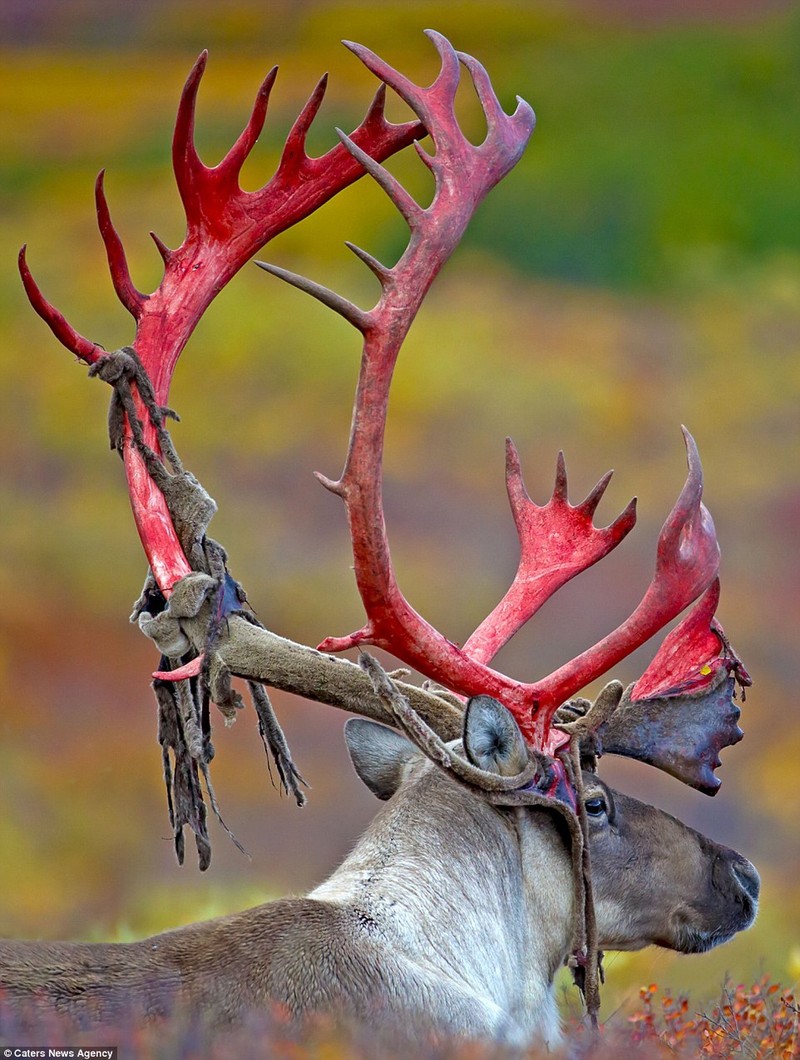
14,30,757,1045
344,693,759,955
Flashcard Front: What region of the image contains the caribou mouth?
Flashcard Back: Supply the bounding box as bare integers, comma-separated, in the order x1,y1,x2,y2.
667,873,759,955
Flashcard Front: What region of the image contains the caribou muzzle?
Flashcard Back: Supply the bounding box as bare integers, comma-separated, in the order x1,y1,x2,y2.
669,844,760,954
587,782,759,957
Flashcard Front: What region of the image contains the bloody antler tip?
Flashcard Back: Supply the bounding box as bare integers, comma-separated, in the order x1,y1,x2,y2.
681,424,700,462
423,28,448,45
252,66,279,120
94,170,108,211
503,437,523,480
183,50,208,95
340,40,365,61
94,169,110,211
18,243,42,298
18,243,37,288
18,244,33,286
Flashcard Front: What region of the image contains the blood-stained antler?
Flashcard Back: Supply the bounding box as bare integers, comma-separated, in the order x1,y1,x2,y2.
463,442,638,665
259,32,746,764
259,31,542,723
20,51,424,594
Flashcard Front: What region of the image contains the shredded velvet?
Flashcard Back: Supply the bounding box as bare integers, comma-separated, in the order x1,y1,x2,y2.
92,347,307,869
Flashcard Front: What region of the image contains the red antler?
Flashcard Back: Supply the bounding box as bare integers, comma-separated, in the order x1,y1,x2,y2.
524,429,721,723
20,51,423,594
463,441,637,665
258,33,732,754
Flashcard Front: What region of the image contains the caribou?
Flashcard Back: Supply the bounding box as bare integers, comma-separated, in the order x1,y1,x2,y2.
7,31,758,1048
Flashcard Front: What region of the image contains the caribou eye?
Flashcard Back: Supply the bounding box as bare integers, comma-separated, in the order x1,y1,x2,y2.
584,796,607,817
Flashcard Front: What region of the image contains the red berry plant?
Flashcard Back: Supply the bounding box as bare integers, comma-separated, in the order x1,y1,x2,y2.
627,977,799,1058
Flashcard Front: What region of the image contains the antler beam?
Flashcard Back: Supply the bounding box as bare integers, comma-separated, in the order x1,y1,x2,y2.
260,31,543,722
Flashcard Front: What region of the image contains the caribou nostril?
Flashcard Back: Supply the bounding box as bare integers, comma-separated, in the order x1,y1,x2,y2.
732,859,760,903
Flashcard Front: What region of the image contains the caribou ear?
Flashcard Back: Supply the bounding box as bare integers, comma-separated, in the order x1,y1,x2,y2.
344,718,418,801
463,695,529,777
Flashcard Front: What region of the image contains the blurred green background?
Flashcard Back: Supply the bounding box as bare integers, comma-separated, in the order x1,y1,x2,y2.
1,0,798,1029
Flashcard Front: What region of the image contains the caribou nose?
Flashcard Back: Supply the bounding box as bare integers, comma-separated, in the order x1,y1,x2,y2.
732,857,760,904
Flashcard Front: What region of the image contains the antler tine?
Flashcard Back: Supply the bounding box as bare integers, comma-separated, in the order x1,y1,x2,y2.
254,261,371,332
361,81,387,126
171,50,208,228
337,128,424,230
422,29,463,99
579,468,615,518
553,449,569,500
21,49,424,598
456,49,508,133
274,73,328,179
345,240,393,286
95,171,146,320
18,246,104,365
341,38,439,115
463,441,637,667
216,66,277,185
